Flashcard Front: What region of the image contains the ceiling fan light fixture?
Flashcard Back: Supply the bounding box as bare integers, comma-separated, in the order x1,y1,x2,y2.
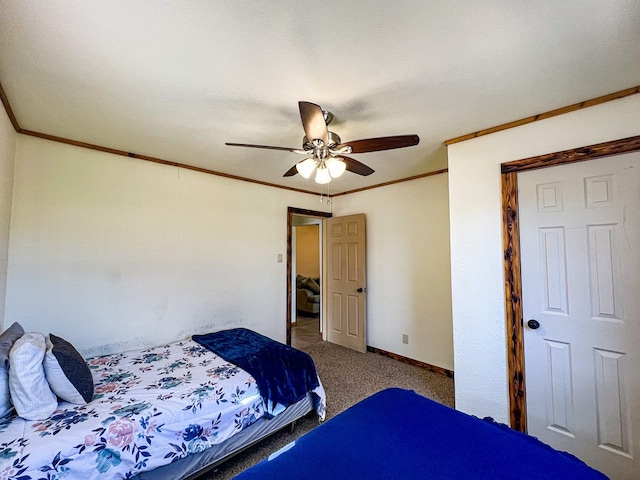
315,165,331,184
296,158,317,179
326,157,346,178
227,101,420,184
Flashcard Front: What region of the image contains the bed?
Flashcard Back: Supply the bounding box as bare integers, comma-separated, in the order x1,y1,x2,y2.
234,388,607,480
0,327,325,480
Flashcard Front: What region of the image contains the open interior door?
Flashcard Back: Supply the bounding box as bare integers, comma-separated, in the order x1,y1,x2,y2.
326,213,367,353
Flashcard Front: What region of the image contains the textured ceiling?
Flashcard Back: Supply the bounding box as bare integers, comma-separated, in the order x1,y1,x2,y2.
1,0,639,194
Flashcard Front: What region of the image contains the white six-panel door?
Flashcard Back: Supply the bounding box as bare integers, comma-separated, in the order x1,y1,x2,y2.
520,152,639,479
326,214,367,353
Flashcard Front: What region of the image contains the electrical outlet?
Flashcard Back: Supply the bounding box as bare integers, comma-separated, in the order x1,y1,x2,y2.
402,334,409,344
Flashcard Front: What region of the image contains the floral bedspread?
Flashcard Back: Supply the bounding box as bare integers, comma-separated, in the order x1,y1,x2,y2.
0,340,268,479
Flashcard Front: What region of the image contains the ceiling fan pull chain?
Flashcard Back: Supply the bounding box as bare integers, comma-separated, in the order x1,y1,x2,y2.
319,182,330,203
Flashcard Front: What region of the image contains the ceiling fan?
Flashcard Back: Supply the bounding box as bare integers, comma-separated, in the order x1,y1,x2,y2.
226,101,420,184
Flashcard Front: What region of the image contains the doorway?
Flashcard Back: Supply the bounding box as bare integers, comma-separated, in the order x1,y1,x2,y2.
293,221,321,348
286,207,331,347
502,134,640,432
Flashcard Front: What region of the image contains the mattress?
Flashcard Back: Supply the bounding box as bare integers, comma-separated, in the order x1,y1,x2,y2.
0,338,323,479
133,392,315,480
234,388,608,480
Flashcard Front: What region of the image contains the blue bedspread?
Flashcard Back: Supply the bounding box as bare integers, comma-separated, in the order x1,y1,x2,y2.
192,328,320,417
234,388,608,479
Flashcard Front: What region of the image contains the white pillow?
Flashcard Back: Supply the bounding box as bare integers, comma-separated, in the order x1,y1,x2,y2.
9,332,58,420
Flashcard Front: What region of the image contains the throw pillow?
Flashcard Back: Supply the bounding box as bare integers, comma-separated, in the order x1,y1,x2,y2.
0,322,25,366
9,332,58,420
304,277,321,295
0,322,24,418
44,334,94,404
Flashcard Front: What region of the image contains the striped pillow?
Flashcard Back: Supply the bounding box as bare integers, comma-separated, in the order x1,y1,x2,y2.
9,332,58,420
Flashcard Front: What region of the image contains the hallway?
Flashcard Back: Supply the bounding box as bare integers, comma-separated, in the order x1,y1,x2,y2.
291,316,321,349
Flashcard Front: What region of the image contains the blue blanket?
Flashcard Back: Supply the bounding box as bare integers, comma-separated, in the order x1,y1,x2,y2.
192,328,320,417
234,388,608,479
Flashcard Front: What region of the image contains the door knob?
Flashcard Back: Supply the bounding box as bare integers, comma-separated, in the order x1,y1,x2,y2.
357,287,366,293
527,319,540,330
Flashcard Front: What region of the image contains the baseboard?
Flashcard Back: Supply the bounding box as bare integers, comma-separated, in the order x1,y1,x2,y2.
366,346,454,379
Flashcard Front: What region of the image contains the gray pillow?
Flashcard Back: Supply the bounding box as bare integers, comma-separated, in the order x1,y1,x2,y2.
0,322,24,417
44,334,94,404
304,277,321,295
0,322,25,367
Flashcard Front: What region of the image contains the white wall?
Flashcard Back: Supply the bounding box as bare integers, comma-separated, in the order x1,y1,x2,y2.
448,94,640,422
4,132,454,372
0,107,16,329
5,135,329,356
332,173,453,371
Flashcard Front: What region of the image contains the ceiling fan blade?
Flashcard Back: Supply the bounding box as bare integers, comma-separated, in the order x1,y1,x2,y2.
337,134,419,154
283,164,299,177
337,156,375,176
299,101,329,145
226,142,299,152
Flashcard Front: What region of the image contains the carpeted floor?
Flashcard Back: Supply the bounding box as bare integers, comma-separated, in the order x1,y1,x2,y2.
197,336,455,479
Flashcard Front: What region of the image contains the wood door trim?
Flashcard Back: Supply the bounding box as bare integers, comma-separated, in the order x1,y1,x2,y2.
501,135,640,432
286,207,332,346
502,135,640,174
502,171,526,431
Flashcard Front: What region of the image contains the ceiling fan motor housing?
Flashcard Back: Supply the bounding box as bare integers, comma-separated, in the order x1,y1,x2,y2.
302,131,341,151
